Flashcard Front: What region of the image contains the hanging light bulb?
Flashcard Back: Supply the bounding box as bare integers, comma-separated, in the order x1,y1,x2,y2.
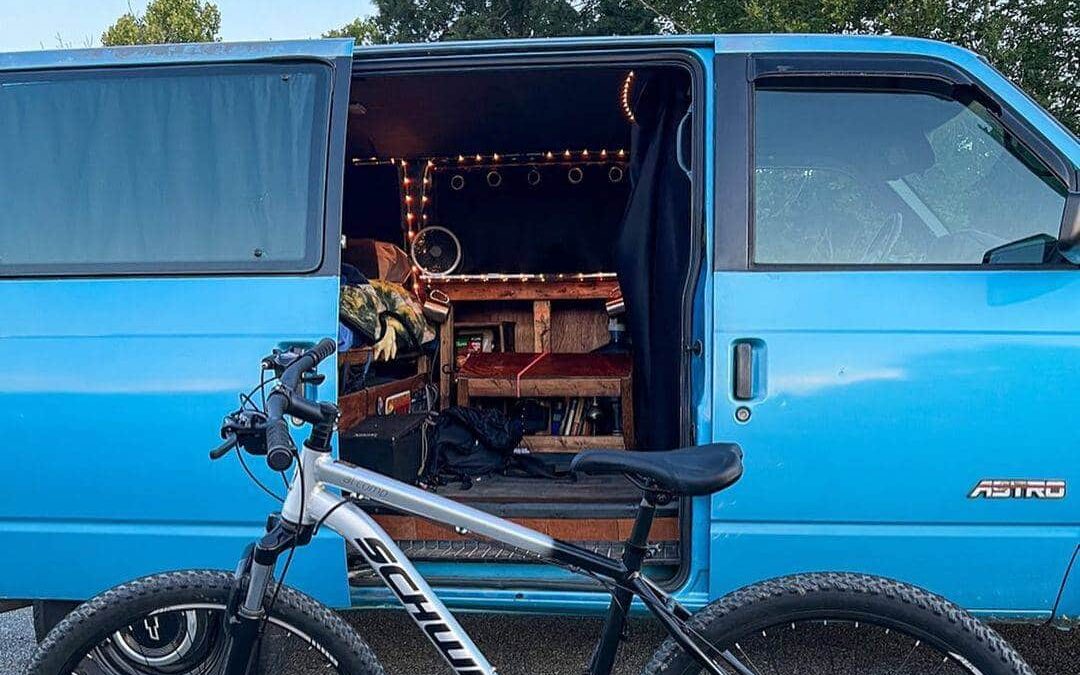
563,149,572,159
458,155,465,163
545,151,554,160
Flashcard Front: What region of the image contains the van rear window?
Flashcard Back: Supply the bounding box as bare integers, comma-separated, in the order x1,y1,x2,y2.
0,62,330,275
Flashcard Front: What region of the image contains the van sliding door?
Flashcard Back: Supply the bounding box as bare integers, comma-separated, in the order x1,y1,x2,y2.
0,40,352,605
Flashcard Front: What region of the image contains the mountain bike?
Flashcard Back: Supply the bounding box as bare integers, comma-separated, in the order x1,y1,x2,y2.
29,339,1035,674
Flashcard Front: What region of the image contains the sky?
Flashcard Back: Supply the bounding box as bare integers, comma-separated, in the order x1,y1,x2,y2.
0,1,375,53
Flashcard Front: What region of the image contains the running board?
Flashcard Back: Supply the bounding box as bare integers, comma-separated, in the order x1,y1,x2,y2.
349,539,680,583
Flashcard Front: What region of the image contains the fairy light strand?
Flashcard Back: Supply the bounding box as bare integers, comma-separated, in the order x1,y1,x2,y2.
620,70,637,125
352,151,632,297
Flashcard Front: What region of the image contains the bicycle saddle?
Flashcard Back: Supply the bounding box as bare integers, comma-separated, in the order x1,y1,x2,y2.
571,443,743,496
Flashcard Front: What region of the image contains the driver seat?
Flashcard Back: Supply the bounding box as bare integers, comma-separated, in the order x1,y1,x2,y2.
571,443,743,497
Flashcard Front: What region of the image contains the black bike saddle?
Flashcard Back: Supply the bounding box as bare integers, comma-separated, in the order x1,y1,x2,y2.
570,443,743,496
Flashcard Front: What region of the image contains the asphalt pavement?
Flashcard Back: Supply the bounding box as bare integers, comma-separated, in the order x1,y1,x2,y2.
2,606,1076,674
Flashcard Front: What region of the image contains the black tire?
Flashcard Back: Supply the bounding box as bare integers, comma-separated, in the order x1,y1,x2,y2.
32,599,80,642
27,569,385,675
643,572,1035,675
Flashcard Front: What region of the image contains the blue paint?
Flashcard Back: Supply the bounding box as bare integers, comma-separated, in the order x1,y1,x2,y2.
0,276,347,605
1,34,1076,624
0,39,353,71
709,271,1080,617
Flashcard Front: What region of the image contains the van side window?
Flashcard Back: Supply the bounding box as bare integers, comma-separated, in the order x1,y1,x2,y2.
0,63,330,275
752,88,1069,266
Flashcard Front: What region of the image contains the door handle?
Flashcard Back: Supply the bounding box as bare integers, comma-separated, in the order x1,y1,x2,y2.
733,342,754,401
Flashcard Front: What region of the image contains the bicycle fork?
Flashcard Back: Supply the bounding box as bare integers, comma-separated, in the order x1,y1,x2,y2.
220,518,312,674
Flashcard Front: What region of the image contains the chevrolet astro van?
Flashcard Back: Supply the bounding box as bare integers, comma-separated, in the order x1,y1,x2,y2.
0,34,1077,638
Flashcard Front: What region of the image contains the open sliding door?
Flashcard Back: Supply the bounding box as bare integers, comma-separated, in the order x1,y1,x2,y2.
0,40,353,605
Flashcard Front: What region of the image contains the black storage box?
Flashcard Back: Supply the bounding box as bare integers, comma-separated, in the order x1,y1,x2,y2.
340,413,428,482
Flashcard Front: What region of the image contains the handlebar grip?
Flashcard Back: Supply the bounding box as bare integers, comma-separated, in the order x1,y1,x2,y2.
265,418,296,472
304,338,337,365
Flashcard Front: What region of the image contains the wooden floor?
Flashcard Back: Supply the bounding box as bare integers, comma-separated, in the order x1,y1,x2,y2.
367,467,680,546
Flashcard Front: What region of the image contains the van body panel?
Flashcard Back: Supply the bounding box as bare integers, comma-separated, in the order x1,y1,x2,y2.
707,274,1080,616
0,276,347,605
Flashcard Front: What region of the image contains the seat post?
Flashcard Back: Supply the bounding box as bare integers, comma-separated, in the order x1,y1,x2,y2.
622,496,657,574
587,495,659,675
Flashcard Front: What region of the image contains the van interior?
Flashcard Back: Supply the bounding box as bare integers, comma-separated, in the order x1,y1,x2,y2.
335,62,697,587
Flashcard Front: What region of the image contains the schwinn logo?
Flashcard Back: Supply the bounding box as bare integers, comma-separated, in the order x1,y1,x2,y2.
968,479,1066,500
354,537,486,675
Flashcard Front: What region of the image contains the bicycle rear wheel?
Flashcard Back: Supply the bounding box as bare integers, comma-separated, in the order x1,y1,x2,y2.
644,572,1034,675
27,570,384,675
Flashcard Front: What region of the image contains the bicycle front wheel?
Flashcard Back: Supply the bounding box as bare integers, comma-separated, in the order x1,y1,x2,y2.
28,570,385,675
644,572,1034,675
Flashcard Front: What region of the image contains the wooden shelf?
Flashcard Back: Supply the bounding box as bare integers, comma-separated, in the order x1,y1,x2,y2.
426,278,618,302
519,435,625,453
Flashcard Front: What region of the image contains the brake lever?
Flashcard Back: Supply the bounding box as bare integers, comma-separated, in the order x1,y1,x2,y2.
210,434,239,460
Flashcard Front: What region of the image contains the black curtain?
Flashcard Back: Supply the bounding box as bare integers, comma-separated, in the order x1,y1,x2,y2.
615,74,692,452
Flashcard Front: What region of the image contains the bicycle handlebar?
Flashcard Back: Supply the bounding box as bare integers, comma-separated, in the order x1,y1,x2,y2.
264,338,337,472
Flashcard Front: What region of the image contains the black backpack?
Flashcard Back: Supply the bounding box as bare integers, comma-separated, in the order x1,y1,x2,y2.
426,407,565,488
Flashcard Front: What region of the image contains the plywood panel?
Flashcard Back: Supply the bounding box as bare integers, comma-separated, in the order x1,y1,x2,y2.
550,303,609,353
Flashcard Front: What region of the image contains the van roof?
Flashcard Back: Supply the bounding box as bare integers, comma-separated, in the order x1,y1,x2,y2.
0,34,980,71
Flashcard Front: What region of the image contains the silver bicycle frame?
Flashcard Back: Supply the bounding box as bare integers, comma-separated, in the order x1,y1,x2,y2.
275,447,563,675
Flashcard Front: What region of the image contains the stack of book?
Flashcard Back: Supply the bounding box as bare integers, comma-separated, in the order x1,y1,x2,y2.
550,397,599,436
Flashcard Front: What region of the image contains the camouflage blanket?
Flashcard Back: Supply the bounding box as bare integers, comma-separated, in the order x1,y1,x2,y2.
340,279,434,361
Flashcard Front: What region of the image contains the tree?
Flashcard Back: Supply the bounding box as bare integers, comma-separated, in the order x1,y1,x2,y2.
325,0,660,43
324,16,386,45
651,0,1078,133
102,0,221,46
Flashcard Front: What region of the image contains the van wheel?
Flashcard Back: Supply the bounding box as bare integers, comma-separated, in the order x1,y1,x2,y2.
32,600,80,642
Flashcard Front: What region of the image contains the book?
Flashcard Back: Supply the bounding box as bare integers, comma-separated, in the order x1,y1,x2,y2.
561,398,576,436
550,399,565,435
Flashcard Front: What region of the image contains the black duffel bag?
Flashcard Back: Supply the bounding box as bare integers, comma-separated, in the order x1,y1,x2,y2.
427,406,564,488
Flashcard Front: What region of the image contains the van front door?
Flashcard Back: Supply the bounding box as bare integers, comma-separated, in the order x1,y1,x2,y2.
0,41,352,606
710,51,1080,618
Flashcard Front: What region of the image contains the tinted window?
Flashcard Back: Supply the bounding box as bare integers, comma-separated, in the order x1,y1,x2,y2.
0,63,330,275
753,89,1068,266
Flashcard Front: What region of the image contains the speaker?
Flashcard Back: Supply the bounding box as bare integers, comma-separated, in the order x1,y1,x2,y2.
340,413,429,482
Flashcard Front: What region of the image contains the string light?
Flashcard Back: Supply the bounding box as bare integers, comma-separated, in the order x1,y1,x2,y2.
354,149,629,169
355,149,632,301
423,272,617,284
620,70,637,124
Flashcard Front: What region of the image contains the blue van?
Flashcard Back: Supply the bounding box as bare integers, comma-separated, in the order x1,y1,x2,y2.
1,34,1077,638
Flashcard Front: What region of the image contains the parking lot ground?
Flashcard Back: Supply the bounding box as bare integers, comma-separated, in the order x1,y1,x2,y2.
4,606,1076,674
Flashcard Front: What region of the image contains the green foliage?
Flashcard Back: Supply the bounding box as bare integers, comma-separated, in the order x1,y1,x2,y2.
102,0,221,46
323,0,660,43
323,16,386,45
651,0,1077,134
